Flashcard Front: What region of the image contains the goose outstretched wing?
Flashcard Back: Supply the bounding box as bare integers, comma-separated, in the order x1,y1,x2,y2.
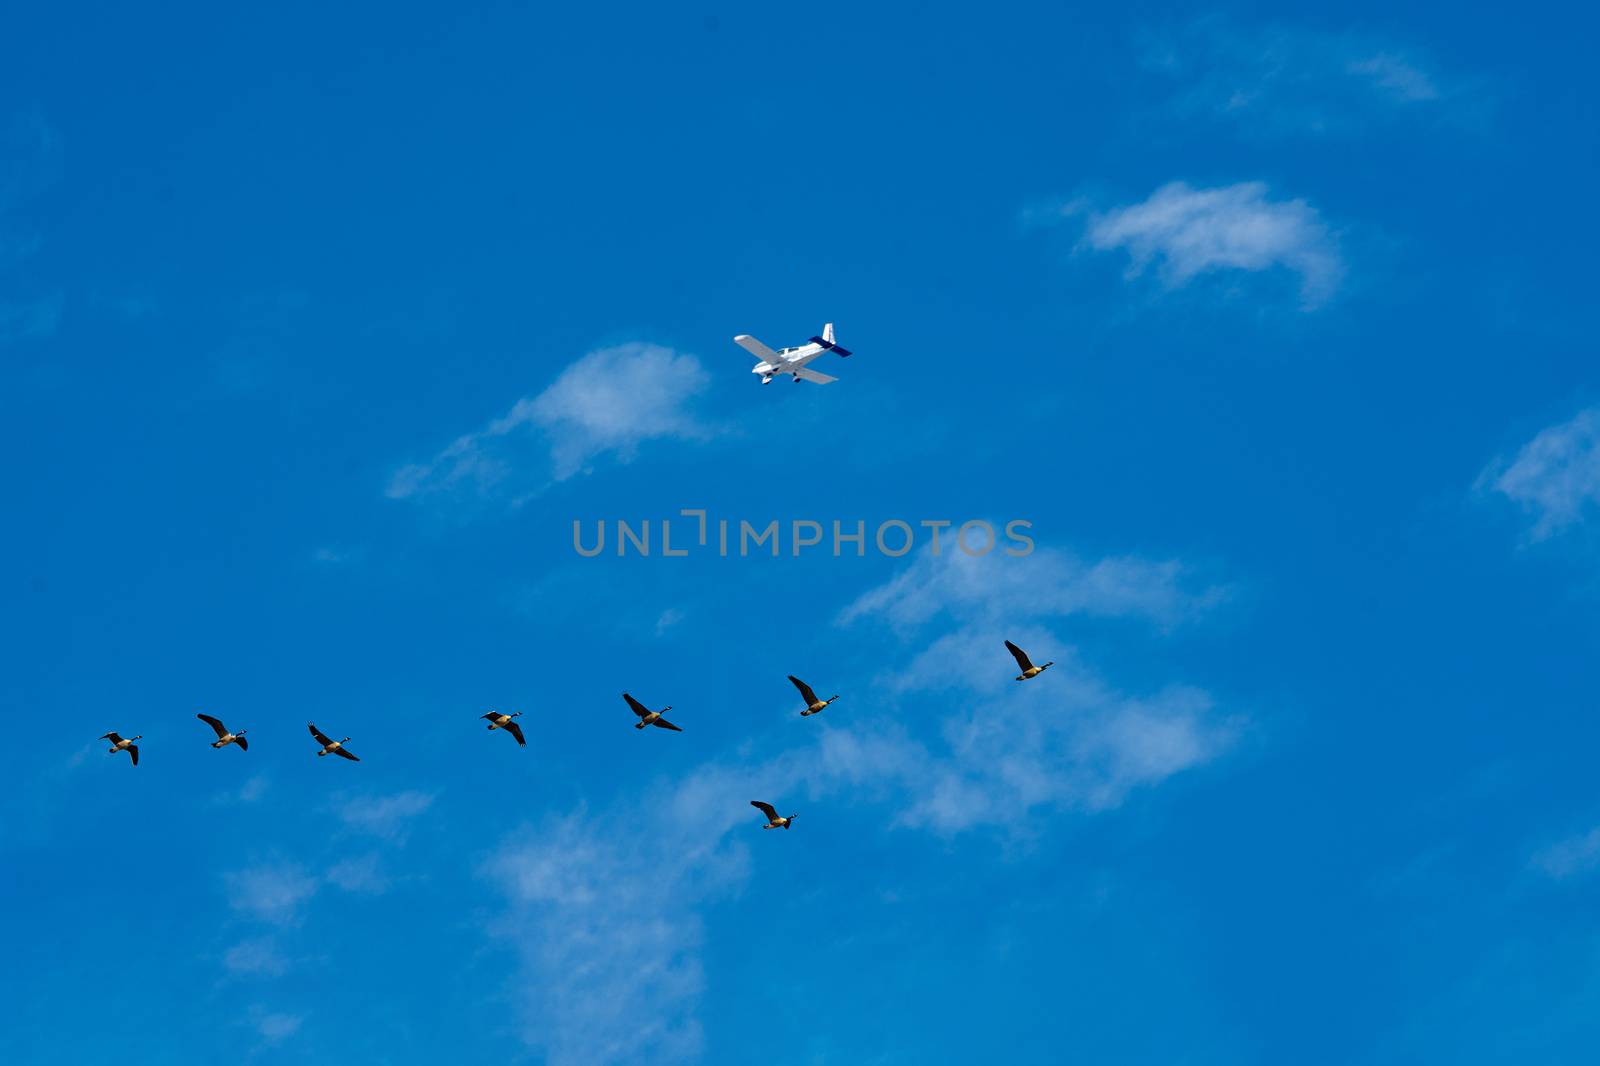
788,675,819,705
197,713,229,739
1005,640,1035,672
751,800,778,821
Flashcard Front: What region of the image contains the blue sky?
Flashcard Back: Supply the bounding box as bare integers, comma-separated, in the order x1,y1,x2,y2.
4,2,1600,1063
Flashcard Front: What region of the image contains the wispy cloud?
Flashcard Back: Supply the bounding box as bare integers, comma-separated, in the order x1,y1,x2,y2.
223,936,290,978
1142,20,1459,135
484,807,738,1065
252,1010,304,1045
817,639,1233,831
836,546,1236,829
212,773,270,806
224,862,321,925
0,293,63,344
324,852,390,894
335,789,436,841
479,543,1237,1061
1348,52,1440,103
1480,407,1600,539
838,546,1224,633
221,802,427,927
388,342,712,502
1532,827,1600,880
0,112,64,346
1076,181,1343,309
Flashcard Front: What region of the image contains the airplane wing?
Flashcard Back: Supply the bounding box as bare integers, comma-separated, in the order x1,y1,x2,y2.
734,335,780,362
793,367,837,385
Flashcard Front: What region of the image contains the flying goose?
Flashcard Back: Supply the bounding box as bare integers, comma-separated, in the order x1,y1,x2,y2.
623,693,681,732
101,731,141,766
788,675,838,717
197,712,248,751
480,711,526,746
1005,639,1055,681
750,800,796,830
308,722,360,761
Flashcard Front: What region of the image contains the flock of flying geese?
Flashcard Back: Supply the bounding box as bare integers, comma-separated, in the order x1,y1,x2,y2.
98,639,1055,830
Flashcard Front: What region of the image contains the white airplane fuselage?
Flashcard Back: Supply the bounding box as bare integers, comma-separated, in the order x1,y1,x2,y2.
752,345,824,383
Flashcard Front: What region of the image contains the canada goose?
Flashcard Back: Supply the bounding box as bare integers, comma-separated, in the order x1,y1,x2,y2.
308,722,360,761
788,675,839,717
197,712,248,751
750,800,796,830
100,732,141,766
1005,639,1055,681
480,711,526,746
623,693,681,732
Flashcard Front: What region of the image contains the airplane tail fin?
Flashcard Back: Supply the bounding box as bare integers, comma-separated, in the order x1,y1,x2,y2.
809,323,852,358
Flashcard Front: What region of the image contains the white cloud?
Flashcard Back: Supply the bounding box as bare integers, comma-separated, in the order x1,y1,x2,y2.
224,863,320,924
1144,20,1454,134
221,812,423,926
479,543,1237,1060
335,789,435,841
484,806,740,1066
388,342,712,501
253,1011,304,1044
1533,827,1600,880
223,937,289,978
811,628,1234,832
838,546,1222,633
1079,181,1342,308
833,545,1237,829
1348,53,1440,103
212,773,270,806
0,113,64,347
324,852,390,894
1481,407,1600,539
0,293,62,345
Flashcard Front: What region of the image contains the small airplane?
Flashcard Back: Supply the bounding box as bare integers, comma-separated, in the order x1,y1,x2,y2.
735,322,852,384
